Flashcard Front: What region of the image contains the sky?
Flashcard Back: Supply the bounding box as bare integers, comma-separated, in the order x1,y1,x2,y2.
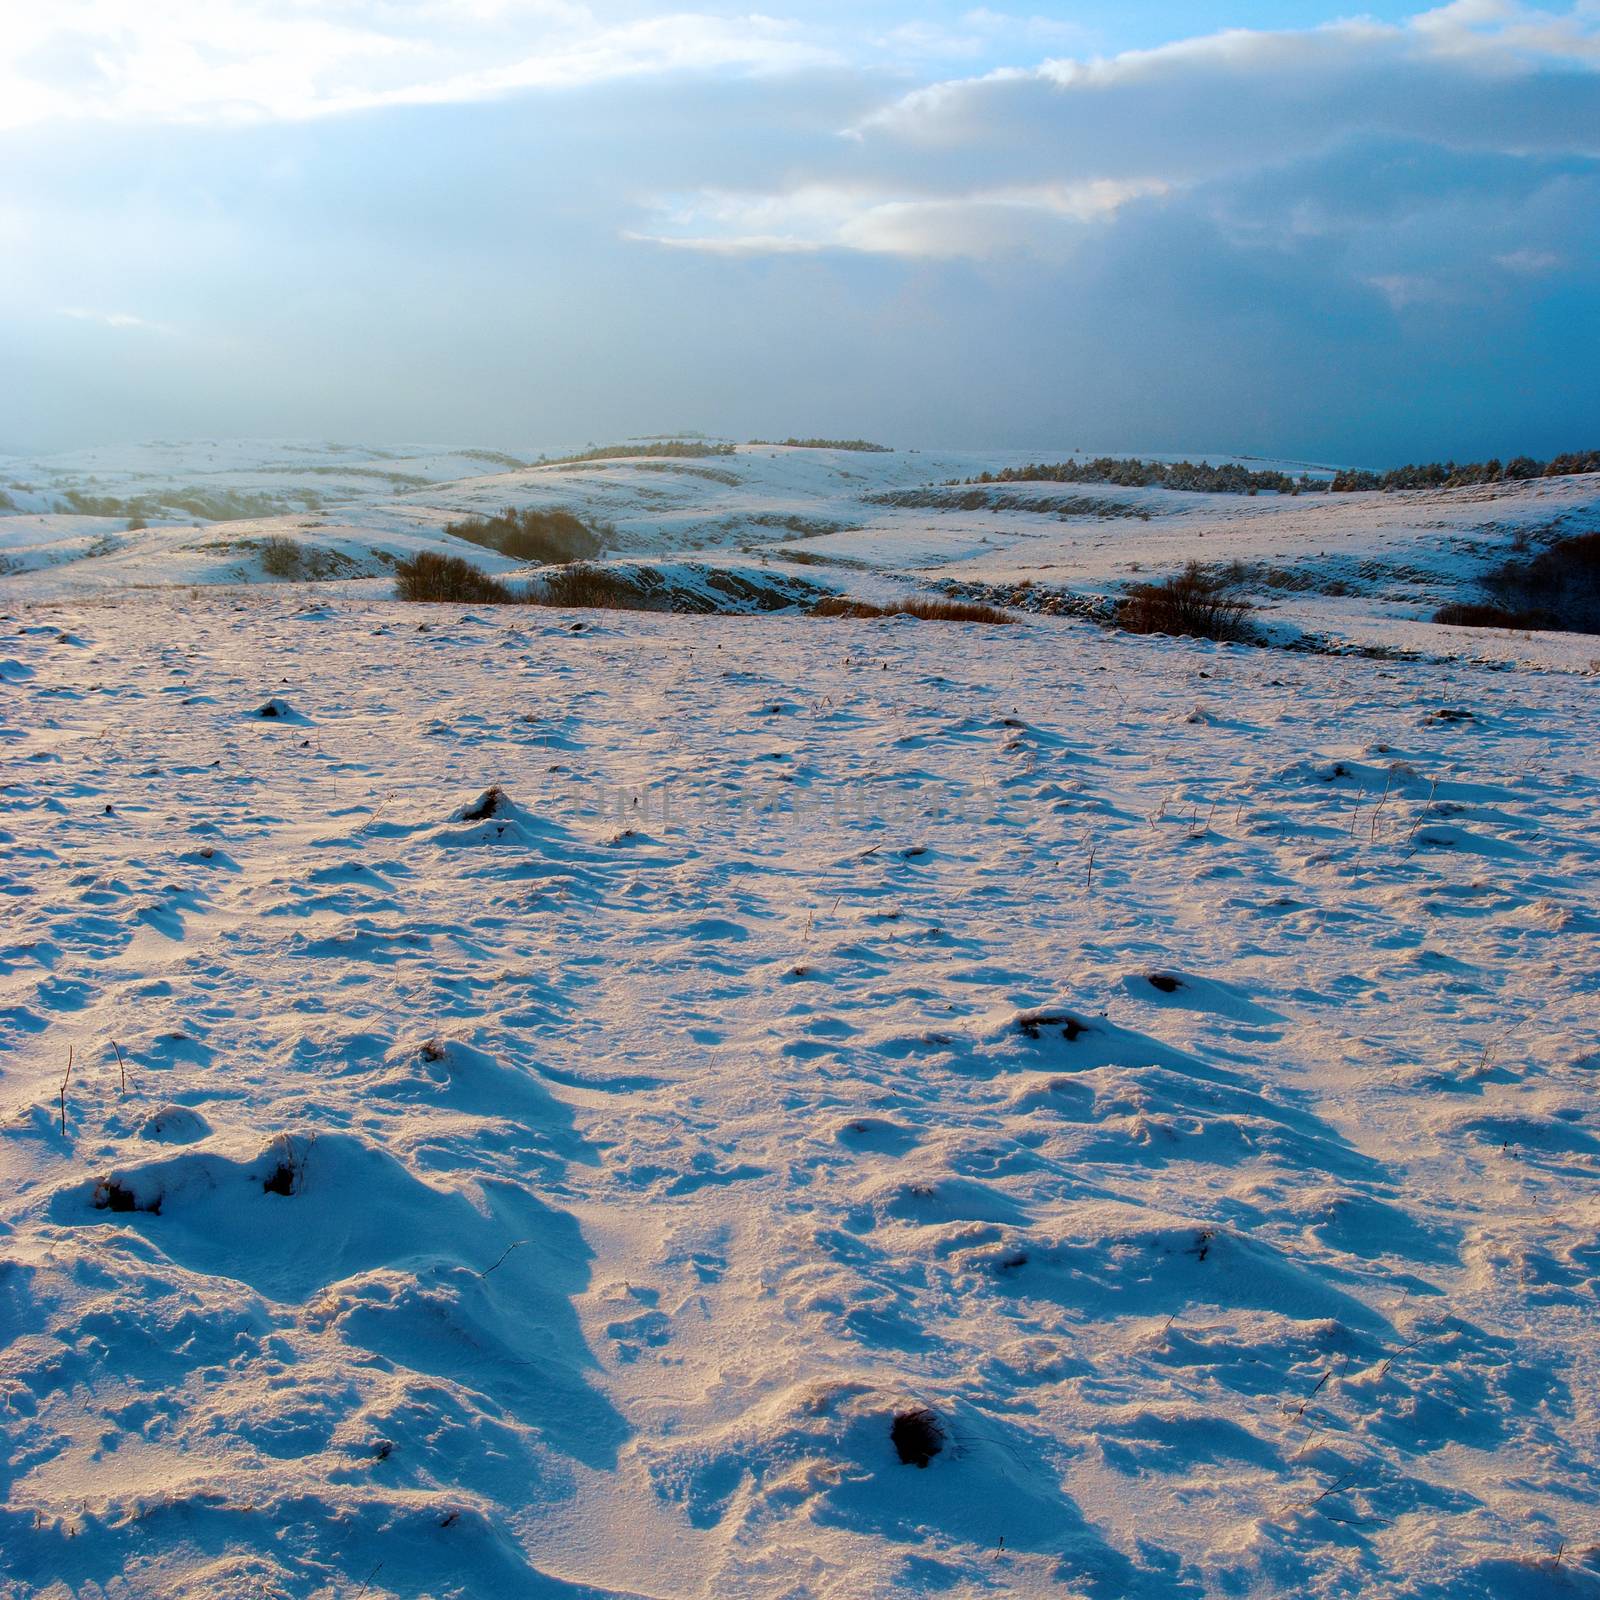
3,1,1599,465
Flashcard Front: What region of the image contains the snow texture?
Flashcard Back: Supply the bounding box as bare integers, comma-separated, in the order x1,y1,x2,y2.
2,441,1599,1598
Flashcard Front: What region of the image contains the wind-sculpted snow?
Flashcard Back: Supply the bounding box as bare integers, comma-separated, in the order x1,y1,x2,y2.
1,593,1598,1598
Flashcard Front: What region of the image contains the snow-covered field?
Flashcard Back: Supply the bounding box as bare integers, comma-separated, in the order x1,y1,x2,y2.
3,442,1599,1598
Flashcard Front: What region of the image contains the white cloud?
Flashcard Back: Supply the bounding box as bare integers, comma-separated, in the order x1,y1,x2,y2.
632,177,1162,257
623,4,1599,260
1495,246,1566,270
59,306,175,334
1366,272,1447,309
871,10,1093,66
0,2,838,127
854,6,1600,165
1410,0,1600,60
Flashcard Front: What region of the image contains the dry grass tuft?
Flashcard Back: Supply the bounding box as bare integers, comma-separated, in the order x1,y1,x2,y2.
446,506,607,564
811,595,1016,624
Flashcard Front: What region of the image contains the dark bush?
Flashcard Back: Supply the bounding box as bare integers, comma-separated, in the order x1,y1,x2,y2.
1432,602,1549,629
537,564,650,609
395,552,513,604
445,506,607,564
959,447,1600,497
1478,529,1600,633
1118,563,1255,641
1330,448,1600,493
890,1408,945,1468
963,456,1305,495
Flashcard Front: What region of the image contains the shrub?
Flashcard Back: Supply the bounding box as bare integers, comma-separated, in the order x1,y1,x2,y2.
537,564,648,609
811,595,1015,623
65,487,297,520
260,536,303,579
394,552,513,604
126,514,148,531
1118,563,1255,641
1330,449,1600,493
1476,529,1600,633
445,505,606,564
1432,602,1548,629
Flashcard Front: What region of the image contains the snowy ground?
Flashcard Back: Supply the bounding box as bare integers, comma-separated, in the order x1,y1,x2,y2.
3,443,1600,1598
4,583,1599,1600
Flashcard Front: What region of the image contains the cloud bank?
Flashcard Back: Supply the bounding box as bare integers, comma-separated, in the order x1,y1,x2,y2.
3,1,1598,461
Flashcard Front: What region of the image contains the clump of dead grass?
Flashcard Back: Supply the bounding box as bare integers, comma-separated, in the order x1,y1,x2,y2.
811,595,1016,624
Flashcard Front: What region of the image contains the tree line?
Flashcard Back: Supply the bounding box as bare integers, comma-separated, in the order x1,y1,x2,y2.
961,449,1600,496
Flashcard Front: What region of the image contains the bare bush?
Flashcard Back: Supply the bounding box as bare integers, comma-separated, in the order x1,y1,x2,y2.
1433,602,1545,629
260,536,304,579
537,564,649,609
446,506,607,564
394,552,513,604
1117,563,1255,641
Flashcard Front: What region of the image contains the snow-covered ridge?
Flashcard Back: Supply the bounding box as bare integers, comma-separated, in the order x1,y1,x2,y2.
3,438,1598,667
2,438,1596,669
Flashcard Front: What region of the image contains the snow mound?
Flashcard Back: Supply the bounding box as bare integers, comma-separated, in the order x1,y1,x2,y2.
248,695,307,722
435,785,559,847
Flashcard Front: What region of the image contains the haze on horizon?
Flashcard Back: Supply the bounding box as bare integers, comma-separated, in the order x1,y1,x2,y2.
4,0,1598,467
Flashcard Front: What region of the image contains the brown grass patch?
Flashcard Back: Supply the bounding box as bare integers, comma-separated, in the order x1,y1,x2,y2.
811,595,1016,624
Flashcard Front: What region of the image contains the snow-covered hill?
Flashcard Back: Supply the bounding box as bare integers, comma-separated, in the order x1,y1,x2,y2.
4,438,1597,669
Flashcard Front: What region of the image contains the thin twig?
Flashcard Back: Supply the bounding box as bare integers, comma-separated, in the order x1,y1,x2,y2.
1405,777,1440,850
1369,767,1395,842
1379,1332,1427,1379
480,1239,529,1278
1307,1465,1360,1507
59,1046,74,1137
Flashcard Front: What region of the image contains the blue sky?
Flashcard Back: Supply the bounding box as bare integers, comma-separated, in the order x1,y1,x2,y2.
3,2,1598,463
